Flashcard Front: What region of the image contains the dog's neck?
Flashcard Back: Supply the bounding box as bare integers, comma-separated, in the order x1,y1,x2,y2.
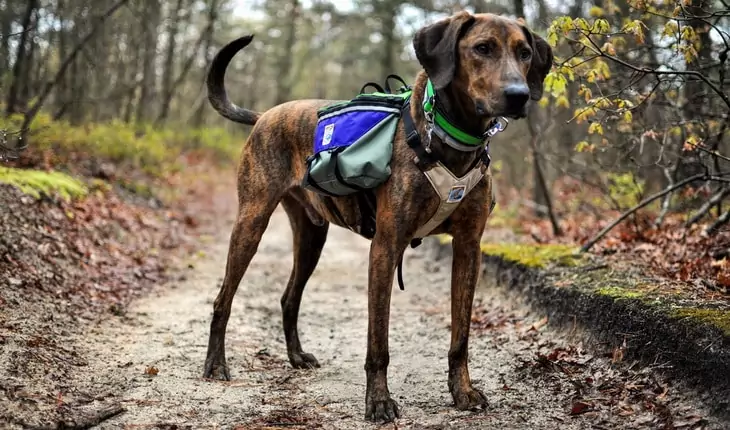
409,72,490,177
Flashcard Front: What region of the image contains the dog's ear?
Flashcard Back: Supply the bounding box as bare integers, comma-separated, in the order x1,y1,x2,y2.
521,27,554,101
413,11,476,90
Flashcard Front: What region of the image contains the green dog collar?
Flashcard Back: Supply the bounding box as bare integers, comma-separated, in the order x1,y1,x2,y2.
422,80,490,147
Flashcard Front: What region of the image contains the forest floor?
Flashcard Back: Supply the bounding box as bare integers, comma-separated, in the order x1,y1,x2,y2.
0,169,724,429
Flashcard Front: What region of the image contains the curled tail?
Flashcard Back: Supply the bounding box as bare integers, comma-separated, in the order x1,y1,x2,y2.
207,35,261,125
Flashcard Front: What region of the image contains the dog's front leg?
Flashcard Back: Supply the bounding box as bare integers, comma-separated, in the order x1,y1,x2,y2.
448,233,489,410
364,226,405,423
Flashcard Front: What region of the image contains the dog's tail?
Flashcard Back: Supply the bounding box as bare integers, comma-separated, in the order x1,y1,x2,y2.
207,35,261,125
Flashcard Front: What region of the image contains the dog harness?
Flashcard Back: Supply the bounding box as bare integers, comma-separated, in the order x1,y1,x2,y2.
406,80,507,239
391,79,507,290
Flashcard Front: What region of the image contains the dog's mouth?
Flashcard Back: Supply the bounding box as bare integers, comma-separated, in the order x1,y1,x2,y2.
502,108,527,119
474,101,527,120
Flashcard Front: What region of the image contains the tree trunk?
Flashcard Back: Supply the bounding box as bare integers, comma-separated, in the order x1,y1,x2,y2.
20,9,39,107
54,0,70,118
513,0,525,19
677,0,713,187
5,0,39,116
0,1,13,78
135,0,161,124
156,0,186,125
273,0,300,106
379,8,397,77
192,0,220,127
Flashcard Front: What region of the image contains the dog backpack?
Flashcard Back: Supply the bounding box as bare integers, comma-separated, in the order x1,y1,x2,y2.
301,76,412,197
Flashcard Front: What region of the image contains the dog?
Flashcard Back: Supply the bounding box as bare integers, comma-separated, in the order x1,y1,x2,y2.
202,11,553,423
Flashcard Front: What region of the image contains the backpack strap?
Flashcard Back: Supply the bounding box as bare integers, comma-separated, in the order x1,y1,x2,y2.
401,98,436,170
384,74,411,94
360,82,386,94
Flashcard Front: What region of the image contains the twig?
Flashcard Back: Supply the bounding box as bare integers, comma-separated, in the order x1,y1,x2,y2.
568,31,730,110
580,173,707,252
686,187,730,226
56,403,125,429
705,209,730,236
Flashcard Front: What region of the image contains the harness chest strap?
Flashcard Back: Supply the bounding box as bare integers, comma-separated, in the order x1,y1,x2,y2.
412,162,487,239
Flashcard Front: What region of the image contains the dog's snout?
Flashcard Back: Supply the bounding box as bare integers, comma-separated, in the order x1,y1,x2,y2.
503,83,530,111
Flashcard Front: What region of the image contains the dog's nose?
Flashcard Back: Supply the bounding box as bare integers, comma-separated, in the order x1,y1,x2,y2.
503,83,530,111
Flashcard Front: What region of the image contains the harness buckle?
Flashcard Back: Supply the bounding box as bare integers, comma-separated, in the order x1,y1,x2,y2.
484,116,509,138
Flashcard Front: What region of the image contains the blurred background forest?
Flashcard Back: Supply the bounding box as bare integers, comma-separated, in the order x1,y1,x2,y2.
2,0,730,287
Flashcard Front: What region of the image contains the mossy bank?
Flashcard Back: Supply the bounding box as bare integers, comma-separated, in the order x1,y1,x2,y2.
0,167,88,202
431,236,730,419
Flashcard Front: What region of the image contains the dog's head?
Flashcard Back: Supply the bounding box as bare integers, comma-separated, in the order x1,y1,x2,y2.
413,12,553,119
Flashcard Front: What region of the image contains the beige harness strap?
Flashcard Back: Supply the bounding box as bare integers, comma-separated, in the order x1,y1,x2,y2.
413,162,486,238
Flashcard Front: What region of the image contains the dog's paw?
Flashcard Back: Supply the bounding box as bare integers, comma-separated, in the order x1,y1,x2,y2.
203,358,231,381
452,386,488,411
289,352,320,369
365,397,400,423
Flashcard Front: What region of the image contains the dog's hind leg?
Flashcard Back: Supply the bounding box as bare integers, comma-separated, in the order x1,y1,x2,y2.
203,198,279,380
280,193,329,369
203,149,286,380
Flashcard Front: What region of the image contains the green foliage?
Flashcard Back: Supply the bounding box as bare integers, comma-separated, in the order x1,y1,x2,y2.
607,172,644,209
0,112,242,178
543,3,715,157
0,166,88,202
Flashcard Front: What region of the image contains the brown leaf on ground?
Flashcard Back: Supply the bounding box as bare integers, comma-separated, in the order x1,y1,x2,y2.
529,316,549,332
570,400,594,415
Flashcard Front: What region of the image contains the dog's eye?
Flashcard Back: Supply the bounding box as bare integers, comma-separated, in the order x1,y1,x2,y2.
519,48,532,61
474,43,492,56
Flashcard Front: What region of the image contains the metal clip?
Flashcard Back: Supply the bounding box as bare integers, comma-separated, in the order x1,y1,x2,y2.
484,116,509,138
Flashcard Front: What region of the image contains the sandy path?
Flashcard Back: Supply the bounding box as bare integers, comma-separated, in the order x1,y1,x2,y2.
69,206,717,430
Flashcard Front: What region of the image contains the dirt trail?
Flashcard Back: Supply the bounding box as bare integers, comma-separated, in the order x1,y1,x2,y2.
65,206,718,430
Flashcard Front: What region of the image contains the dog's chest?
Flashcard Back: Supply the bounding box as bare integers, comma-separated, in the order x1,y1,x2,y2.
411,162,487,238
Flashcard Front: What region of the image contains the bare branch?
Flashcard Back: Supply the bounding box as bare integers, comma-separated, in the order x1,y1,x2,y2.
686,187,730,226
705,209,730,235
581,173,709,252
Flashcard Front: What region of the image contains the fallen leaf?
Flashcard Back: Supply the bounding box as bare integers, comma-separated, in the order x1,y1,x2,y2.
570,400,594,415
634,243,657,252
530,316,549,332
717,271,730,288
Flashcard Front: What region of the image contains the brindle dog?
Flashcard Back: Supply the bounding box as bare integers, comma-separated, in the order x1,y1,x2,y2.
203,11,553,423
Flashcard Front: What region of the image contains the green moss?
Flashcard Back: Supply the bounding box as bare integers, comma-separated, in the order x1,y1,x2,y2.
596,286,645,300
479,243,581,268
434,237,581,269
0,166,88,201
671,308,730,336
